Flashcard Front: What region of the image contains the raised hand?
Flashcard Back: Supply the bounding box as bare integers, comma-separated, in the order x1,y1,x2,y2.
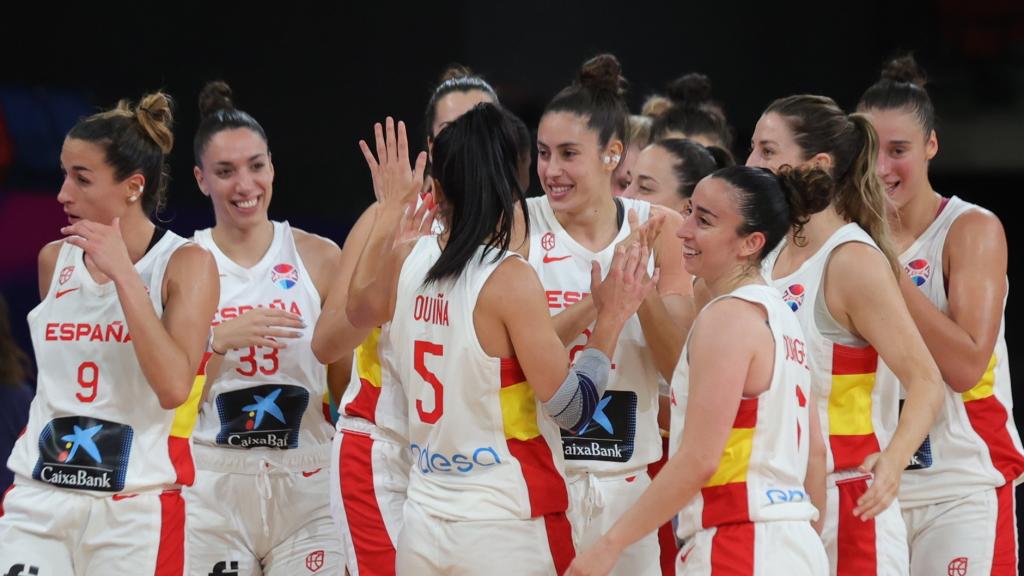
358,117,428,211
591,242,660,326
61,217,135,282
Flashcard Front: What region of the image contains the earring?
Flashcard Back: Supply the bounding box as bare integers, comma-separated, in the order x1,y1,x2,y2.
603,155,612,165
129,195,139,203
612,154,621,164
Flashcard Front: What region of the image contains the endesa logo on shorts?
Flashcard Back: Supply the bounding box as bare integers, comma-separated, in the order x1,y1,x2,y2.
764,487,808,505
33,416,133,492
409,442,503,474
215,385,308,449
561,390,637,462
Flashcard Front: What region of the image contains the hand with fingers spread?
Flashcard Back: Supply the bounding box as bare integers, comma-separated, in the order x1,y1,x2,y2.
393,192,437,251
61,217,136,282
591,242,660,326
358,117,428,212
614,208,665,258
852,451,902,520
211,308,306,354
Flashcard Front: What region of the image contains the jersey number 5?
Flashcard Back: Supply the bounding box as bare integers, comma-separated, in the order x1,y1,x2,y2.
414,340,444,424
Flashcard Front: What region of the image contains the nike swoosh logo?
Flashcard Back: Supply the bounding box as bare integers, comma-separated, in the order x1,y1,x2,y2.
56,287,81,299
302,468,323,478
112,493,138,501
542,254,571,263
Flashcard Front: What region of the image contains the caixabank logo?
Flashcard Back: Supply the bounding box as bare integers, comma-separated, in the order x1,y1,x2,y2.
33,416,133,492
561,390,637,462
216,385,309,449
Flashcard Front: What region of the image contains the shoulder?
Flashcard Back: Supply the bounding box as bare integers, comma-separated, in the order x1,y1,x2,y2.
947,205,1006,251
293,227,343,272
38,239,65,268
166,242,217,277
689,296,768,354
479,256,544,308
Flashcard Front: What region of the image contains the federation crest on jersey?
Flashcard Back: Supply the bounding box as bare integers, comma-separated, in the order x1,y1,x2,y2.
782,284,805,312
271,263,299,290
906,259,931,287
59,266,75,285
541,232,556,252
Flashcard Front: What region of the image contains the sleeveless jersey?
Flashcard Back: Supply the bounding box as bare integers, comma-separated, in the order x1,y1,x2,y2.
526,195,660,476
9,233,203,494
670,284,816,539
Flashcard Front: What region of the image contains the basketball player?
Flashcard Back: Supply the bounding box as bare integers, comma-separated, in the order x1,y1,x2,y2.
749,94,944,575
568,166,830,576
0,92,218,575
185,81,346,575
860,55,1024,575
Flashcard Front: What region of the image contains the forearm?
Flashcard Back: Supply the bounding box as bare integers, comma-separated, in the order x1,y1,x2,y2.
552,296,596,346
346,207,403,327
313,298,373,364
885,370,942,467
116,272,194,408
901,281,994,392
637,294,686,382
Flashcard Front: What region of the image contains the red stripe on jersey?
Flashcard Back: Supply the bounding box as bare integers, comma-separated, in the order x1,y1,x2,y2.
0,484,13,518
167,436,194,486
344,377,383,424
832,343,878,376
340,431,397,575
543,512,575,575
992,482,1018,575
506,435,568,517
701,482,749,527
836,476,876,576
155,490,185,576
710,522,755,575
500,357,526,389
734,398,759,429
197,351,212,376
963,395,1024,484
829,433,881,471
322,400,332,423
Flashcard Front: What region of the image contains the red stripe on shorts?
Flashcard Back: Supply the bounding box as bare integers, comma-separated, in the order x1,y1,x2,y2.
710,522,754,575
340,430,396,576
648,437,678,575
836,476,876,576
543,512,575,575
991,482,1018,576
155,490,185,576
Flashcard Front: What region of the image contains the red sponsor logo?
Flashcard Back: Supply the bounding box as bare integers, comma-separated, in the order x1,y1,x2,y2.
545,290,589,310
56,287,81,299
301,468,322,478
306,550,325,572
783,334,807,368
541,232,556,251
542,254,571,264
45,321,131,343
947,557,967,576
59,266,75,285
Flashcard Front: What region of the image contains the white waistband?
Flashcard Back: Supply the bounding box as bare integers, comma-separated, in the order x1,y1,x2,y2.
193,442,331,474
337,415,407,444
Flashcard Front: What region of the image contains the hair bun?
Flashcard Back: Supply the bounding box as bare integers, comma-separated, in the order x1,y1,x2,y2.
439,63,476,83
579,53,628,96
881,55,927,88
198,80,235,120
667,72,712,106
135,92,174,155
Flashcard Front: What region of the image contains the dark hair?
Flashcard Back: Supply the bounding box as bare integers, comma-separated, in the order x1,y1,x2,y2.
193,81,268,166
67,92,174,216
544,54,629,150
650,73,733,150
0,294,32,385
654,138,733,200
712,165,833,261
426,103,528,285
857,54,935,136
763,95,898,273
503,107,532,167
424,64,499,141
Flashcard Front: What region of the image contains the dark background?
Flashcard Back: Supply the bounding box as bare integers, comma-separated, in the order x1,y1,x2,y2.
1,0,1023,562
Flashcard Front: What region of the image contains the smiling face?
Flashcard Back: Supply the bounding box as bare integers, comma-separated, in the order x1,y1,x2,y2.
862,107,937,210
194,127,274,231
537,111,620,212
677,176,764,283
58,137,142,225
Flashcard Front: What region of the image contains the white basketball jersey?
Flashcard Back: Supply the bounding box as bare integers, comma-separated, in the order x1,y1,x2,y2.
9,233,203,494
670,284,817,540
390,237,569,521
192,222,333,458
762,223,899,475
876,197,1024,506
526,195,660,476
